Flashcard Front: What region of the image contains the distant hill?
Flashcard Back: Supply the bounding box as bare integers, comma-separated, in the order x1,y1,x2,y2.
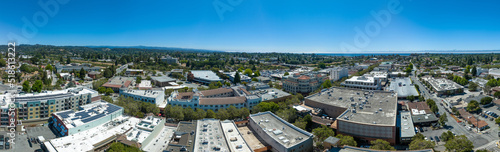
84,45,223,52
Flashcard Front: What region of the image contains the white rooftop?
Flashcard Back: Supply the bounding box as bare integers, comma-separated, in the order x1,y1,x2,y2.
137,80,152,88
345,76,376,83
45,116,140,152
250,111,313,148
220,120,252,152
191,70,222,81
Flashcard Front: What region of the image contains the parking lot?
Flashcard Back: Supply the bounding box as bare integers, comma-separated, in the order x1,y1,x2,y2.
0,125,57,152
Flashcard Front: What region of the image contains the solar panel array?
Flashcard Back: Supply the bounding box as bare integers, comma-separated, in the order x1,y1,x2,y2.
55,102,123,125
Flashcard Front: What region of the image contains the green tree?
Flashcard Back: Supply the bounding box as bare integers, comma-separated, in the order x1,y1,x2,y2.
409,133,435,150
183,108,196,120
322,80,332,88
480,97,493,105
466,100,480,112
468,82,478,91
136,76,142,84
234,72,241,84
170,106,184,121
0,59,7,67
254,102,279,113
409,139,435,150
103,68,113,78
408,95,415,102
107,142,141,152
227,105,239,120
318,62,326,69
251,77,258,82
475,149,489,152
254,70,261,77
66,56,71,64
439,113,448,126
31,80,43,93
45,64,53,71
444,135,474,152
239,107,250,119
206,109,216,118
471,66,477,76
276,108,297,123
494,91,500,99
22,81,31,92
79,68,86,79
312,125,335,142
284,72,289,76
293,117,307,130
304,114,313,131
105,88,114,95
243,69,253,76
370,139,395,150
102,96,113,103
336,134,357,147
216,108,230,120
440,131,455,142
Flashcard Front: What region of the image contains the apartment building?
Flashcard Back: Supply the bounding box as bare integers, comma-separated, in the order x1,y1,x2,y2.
282,72,327,94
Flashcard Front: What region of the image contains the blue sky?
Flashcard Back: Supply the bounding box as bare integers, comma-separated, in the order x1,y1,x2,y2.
1,0,500,53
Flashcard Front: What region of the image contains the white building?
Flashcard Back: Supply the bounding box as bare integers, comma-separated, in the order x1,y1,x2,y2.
49,101,124,137
249,111,313,152
329,67,348,81
119,89,166,107
44,116,140,152
188,70,222,85
341,76,382,90
489,68,500,78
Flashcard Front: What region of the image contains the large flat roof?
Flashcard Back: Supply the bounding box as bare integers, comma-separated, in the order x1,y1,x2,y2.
400,111,416,138
14,87,97,103
167,121,197,152
251,88,291,101
307,87,398,126
193,119,230,152
45,116,139,152
54,101,123,129
191,70,222,81
345,76,376,83
121,89,164,98
249,111,313,149
389,78,419,97
220,120,252,152
151,76,177,82
423,77,463,92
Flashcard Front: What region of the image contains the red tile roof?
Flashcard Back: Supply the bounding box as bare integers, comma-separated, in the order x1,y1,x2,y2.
298,75,310,80
200,88,233,96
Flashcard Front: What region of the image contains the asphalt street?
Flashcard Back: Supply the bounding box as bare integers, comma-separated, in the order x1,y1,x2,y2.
410,64,499,150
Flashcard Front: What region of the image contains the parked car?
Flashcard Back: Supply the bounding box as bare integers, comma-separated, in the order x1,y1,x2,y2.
430,137,434,141
434,136,440,142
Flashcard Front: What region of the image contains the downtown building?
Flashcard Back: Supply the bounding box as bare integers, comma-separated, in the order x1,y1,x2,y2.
119,89,167,108
167,86,291,111
282,72,327,94
329,67,348,81
422,77,464,96
341,75,383,90
249,111,314,152
3,87,99,121
304,87,398,144
48,101,123,137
